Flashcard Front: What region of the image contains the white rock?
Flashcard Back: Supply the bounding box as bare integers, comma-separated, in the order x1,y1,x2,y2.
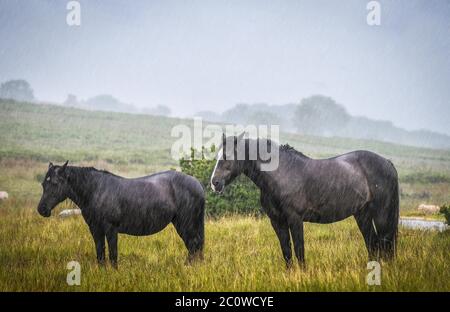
400,217,448,232
59,209,82,218
418,204,440,214
0,191,8,200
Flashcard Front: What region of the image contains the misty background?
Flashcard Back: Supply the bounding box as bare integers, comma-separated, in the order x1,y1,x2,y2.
1,0,449,148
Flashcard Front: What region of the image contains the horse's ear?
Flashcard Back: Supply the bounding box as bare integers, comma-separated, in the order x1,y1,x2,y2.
48,162,53,169
61,160,69,172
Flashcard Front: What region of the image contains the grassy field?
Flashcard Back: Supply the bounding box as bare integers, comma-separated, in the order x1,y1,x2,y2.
0,205,448,291
0,100,449,291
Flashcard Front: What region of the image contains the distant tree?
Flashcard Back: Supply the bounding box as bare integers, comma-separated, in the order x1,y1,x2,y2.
247,110,281,126
195,110,222,122
293,95,350,136
222,103,251,124
0,79,35,102
63,94,79,107
84,94,136,113
152,105,171,116
219,102,297,131
142,105,171,116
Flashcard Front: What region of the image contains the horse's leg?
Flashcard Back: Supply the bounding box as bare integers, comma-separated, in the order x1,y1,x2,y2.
270,217,292,268
89,225,106,266
354,210,379,261
105,226,118,268
288,217,306,268
261,194,292,268
379,232,396,261
172,215,204,264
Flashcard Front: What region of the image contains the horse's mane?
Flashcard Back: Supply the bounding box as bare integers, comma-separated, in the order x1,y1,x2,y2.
279,144,309,159
72,166,121,178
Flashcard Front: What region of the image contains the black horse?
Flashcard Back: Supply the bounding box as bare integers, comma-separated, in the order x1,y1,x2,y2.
210,134,399,267
37,162,205,267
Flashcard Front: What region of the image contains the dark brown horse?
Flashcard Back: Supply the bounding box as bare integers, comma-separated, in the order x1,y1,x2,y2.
210,134,399,267
37,162,205,267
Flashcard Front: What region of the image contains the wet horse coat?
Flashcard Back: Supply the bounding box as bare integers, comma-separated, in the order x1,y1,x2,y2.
211,135,399,266
38,162,205,267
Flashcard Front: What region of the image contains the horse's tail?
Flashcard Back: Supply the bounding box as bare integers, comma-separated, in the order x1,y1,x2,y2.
188,181,205,258
381,159,399,259
197,197,205,249
389,174,400,257
172,173,205,259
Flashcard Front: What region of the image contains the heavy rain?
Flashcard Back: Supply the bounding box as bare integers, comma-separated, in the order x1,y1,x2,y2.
0,0,448,297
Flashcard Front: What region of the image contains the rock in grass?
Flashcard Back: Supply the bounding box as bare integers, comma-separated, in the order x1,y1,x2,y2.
59,209,82,218
400,217,448,232
0,191,8,200
418,204,440,214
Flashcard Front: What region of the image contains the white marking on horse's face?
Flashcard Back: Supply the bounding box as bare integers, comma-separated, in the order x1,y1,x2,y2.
46,177,51,182
210,148,223,191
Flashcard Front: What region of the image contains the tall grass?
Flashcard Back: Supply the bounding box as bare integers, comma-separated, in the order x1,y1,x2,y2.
0,206,448,291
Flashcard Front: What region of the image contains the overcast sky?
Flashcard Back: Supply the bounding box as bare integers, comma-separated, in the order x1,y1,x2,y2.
0,0,449,134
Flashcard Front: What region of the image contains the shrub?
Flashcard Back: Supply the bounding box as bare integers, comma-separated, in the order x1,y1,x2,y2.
35,173,45,183
439,204,450,225
180,146,261,217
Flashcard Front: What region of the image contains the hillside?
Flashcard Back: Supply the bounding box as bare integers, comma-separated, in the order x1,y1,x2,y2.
1,99,450,176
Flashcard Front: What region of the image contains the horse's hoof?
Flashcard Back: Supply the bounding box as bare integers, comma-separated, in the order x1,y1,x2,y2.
285,260,294,270
186,251,203,265
185,257,198,266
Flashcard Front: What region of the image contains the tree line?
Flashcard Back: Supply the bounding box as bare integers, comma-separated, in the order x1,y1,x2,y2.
1,79,449,149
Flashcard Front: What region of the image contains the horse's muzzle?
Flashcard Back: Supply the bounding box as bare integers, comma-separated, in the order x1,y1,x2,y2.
211,181,224,194
37,204,51,217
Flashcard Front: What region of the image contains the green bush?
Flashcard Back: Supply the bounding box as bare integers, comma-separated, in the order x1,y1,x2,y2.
439,204,450,225
35,173,45,183
180,146,261,217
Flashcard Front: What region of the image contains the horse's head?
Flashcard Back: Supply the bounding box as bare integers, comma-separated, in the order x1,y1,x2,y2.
37,161,70,217
210,133,245,193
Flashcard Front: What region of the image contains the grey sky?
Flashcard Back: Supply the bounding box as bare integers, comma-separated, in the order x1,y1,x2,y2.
0,0,449,134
